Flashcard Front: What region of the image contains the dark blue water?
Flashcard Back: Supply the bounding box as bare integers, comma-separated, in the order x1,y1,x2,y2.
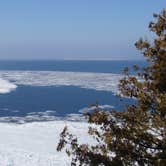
0,60,146,73
0,86,132,117
0,60,143,122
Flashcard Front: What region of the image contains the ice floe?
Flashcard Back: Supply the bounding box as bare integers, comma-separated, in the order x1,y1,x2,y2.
0,71,123,94
0,104,115,123
0,78,17,94
79,104,114,114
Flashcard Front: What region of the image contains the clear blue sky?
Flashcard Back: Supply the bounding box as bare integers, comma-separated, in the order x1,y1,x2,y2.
0,0,165,60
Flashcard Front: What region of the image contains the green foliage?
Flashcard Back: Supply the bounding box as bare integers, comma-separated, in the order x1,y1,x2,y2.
57,10,166,166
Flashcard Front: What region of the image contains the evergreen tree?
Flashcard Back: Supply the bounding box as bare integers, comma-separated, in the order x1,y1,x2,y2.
57,10,166,166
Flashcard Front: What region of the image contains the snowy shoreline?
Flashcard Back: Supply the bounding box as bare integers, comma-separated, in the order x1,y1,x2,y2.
0,120,94,166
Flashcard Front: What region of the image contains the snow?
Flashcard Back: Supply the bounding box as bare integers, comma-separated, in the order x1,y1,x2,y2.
0,121,94,166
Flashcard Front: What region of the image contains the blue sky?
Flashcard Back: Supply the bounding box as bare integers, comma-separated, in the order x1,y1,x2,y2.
0,0,165,60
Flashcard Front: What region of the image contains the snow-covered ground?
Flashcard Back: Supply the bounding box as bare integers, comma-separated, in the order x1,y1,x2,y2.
0,121,94,166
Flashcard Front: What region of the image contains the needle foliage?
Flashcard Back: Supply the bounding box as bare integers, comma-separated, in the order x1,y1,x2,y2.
57,10,166,166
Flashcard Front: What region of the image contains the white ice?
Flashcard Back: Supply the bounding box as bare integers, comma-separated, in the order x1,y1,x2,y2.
0,71,123,94
0,78,17,94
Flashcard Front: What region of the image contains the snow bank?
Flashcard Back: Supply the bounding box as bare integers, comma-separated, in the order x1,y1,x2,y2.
0,78,17,94
0,121,94,166
0,71,122,93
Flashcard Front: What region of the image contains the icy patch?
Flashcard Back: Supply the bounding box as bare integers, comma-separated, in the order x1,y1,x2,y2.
0,78,17,94
79,104,114,114
0,105,114,123
0,71,123,93
0,109,86,123
0,114,86,124
65,113,86,122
